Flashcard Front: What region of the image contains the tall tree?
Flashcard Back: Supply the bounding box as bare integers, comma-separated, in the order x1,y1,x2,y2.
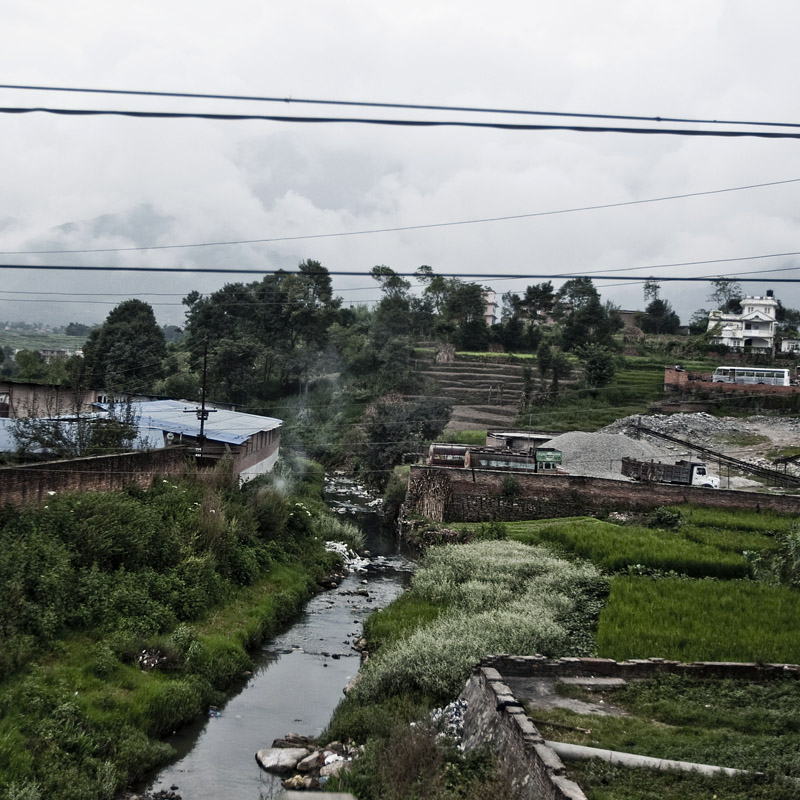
83,300,166,393
637,298,681,334
708,278,743,311
183,260,340,400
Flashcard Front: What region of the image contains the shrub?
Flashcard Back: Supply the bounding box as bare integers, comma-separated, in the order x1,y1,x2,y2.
350,541,605,704
649,506,682,529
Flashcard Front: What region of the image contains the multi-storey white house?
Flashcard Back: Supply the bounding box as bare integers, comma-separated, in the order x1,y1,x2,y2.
707,290,778,352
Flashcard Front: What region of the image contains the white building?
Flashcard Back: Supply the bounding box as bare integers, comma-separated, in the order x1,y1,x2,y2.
707,291,778,352
483,288,498,326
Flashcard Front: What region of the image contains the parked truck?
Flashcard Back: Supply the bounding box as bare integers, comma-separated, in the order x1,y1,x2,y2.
621,457,720,489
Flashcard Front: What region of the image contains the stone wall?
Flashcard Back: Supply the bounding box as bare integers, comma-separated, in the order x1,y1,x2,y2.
406,466,800,522
482,654,800,681
460,655,799,799
0,447,188,507
459,666,587,800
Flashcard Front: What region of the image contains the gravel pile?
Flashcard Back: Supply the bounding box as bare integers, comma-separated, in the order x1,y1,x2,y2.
603,413,743,443
548,430,670,480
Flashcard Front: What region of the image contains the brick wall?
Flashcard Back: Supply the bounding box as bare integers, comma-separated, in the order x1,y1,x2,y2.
0,447,188,507
664,367,800,395
406,466,800,522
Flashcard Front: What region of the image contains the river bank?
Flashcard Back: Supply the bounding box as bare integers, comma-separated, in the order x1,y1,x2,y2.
133,475,410,799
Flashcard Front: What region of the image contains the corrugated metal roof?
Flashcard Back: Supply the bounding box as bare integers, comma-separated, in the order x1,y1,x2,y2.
98,400,282,446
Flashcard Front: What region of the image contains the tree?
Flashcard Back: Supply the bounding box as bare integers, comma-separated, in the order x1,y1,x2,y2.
578,344,617,388
360,396,451,490
643,278,661,303
562,296,622,351
14,350,48,381
688,308,711,335
555,278,599,317
12,399,138,459
708,278,742,311
549,350,571,394
64,322,92,337
84,300,166,393
510,282,555,321
637,298,681,335
183,261,340,400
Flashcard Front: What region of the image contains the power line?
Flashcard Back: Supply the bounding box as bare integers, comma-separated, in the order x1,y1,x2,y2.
3,177,798,256
1,263,800,282
5,105,800,139
3,83,800,130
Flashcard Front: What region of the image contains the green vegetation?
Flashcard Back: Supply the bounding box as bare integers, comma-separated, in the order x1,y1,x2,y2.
440,429,487,446
504,517,754,579
334,722,515,800
327,541,606,739
596,576,800,663
328,540,606,799
522,357,668,431
532,674,800,799
0,458,342,800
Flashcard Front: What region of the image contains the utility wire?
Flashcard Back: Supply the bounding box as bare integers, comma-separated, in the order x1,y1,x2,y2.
3,82,800,130
4,105,800,139
1,264,800,282
3,177,798,256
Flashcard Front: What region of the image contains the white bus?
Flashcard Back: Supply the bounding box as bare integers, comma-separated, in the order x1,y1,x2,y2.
711,366,791,386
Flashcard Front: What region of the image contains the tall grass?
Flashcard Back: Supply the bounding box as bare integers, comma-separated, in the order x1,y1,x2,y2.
505,518,752,578
596,576,800,663
347,541,606,705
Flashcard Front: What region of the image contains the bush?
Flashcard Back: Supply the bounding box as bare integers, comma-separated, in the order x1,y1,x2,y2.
349,541,605,704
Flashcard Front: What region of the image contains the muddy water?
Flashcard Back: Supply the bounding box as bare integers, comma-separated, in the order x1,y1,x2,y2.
142,478,411,800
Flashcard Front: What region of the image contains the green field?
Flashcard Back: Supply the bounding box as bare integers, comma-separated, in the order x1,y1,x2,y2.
0,330,88,353
532,674,800,799
504,517,758,579
596,576,800,663
522,357,679,431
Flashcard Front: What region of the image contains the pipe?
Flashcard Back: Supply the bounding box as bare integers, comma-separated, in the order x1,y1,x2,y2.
545,740,751,778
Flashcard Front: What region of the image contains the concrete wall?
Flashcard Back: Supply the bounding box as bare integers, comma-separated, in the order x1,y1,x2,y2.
0,447,188,507
406,465,800,522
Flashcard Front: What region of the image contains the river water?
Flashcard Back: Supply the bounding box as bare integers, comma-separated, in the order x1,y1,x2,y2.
142,478,412,800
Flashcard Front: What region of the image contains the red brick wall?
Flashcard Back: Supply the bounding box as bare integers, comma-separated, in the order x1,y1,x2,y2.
407,466,800,522
0,448,188,507
664,368,800,395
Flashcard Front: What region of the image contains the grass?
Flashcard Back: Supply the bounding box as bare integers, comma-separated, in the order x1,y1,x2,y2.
765,446,800,460
529,674,800,799
438,429,487,446
502,517,754,579
523,358,668,431
596,576,800,663
0,560,324,800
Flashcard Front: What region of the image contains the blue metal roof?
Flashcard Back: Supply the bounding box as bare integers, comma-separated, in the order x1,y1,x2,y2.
98,400,282,446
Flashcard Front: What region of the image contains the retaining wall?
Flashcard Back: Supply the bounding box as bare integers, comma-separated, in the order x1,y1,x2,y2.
0,447,188,507
460,665,587,800
460,656,799,799
406,466,800,522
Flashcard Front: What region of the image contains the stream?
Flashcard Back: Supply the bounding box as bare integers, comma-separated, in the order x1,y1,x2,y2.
142,477,412,800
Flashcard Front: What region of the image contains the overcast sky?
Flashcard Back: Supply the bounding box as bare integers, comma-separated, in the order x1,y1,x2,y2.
2,1,800,328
